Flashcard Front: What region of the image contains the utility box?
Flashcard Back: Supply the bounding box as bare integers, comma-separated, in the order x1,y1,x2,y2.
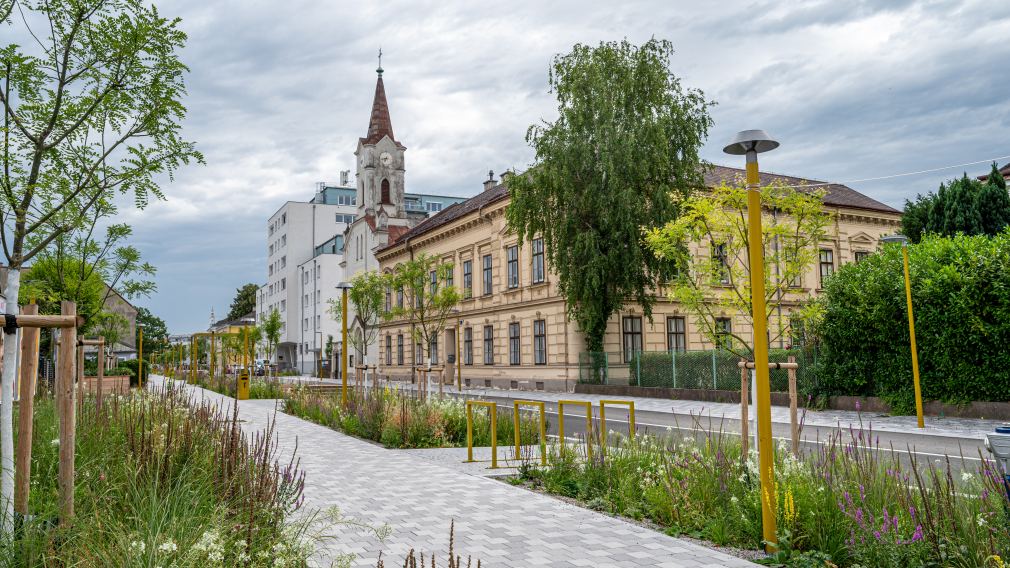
237,369,250,400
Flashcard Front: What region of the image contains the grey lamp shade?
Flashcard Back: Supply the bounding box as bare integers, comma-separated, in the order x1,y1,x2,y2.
723,129,780,155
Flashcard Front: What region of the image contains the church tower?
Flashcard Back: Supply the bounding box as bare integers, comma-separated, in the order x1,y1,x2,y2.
354,57,406,220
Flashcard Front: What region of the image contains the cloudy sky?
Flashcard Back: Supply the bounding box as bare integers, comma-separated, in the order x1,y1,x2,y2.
113,0,1010,333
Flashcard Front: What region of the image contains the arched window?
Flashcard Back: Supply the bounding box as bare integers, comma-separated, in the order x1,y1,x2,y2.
381,178,391,204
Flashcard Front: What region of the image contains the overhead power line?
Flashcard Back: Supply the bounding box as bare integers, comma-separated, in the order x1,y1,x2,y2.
762,154,1010,190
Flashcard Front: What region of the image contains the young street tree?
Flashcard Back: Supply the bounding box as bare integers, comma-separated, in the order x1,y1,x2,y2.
327,270,386,367
0,0,200,520
261,308,282,378
20,211,156,332
506,39,713,354
387,255,459,395
643,180,831,359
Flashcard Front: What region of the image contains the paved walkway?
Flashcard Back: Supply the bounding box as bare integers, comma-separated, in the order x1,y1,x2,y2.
287,378,1001,440
154,376,756,567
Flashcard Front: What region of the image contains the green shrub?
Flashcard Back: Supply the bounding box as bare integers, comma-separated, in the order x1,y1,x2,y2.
818,232,1010,406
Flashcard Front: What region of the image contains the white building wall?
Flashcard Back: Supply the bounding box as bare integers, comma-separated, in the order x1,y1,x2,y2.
261,194,356,372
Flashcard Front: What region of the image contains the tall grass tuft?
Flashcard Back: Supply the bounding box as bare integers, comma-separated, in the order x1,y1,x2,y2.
6,386,309,566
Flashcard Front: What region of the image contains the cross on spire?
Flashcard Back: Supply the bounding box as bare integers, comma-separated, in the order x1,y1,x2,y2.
377,47,383,76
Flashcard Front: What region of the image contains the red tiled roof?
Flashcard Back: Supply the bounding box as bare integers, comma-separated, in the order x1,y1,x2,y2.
705,165,899,214
976,162,1010,182
387,225,410,242
360,75,398,146
379,184,508,253
379,165,899,254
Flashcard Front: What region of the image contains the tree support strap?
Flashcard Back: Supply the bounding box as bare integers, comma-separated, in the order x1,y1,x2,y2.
4,314,18,335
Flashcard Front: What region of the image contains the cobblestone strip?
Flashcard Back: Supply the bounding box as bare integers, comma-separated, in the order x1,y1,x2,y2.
157,377,757,567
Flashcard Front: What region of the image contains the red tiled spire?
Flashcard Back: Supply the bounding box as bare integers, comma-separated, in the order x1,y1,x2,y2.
361,67,397,145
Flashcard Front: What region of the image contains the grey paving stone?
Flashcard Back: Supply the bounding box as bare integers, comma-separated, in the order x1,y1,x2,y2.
155,377,757,567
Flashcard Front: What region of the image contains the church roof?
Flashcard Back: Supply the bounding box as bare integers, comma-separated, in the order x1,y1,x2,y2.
360,72,399,146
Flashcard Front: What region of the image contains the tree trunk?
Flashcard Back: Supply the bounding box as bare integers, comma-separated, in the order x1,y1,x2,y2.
0,268,21,530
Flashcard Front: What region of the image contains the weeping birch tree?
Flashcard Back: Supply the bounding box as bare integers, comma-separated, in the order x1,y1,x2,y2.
0,0,200,527
506,39,712,355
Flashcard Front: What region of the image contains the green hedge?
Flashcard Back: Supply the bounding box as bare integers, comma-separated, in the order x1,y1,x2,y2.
817,232,1010,409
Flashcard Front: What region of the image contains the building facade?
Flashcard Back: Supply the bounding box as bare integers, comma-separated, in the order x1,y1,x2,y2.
375,168,902,392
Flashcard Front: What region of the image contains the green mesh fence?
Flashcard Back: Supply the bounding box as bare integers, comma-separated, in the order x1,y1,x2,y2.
580,347,819,392
578,352,610,384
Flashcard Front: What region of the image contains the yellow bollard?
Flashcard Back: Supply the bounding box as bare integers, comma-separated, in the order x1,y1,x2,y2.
557,400,594,459
512,400,547,465
237,368,250,400
464,400,498,468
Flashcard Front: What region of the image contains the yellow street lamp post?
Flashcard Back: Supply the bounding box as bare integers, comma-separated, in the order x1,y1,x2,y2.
881,234,925,428
724,129,780,551
336,281,352,406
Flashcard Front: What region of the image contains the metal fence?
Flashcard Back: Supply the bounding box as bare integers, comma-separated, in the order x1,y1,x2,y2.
578,347,819,393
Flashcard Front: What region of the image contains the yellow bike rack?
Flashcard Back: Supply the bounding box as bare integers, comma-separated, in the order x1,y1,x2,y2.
512,400,547,465
599,399,636,455
464,400,498,469
557,400,594,458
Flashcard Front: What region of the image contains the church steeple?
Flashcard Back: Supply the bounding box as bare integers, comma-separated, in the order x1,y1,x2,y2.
355,53,406,217
362,53,397,146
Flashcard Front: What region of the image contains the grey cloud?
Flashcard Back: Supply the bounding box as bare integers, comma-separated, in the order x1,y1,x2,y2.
112,0,1009,332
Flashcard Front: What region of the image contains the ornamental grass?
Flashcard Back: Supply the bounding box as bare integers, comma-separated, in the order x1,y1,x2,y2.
6,386,308,566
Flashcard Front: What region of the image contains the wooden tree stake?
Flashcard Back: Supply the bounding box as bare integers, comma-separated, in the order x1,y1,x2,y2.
57,301,77,524
97,336,105,411
13,304,40,515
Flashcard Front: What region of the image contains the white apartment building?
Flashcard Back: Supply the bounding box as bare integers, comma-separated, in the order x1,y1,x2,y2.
257,182,357,373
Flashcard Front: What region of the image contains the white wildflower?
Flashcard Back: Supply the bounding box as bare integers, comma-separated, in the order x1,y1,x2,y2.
961,471,974,483
51,438,59,446
730,495,739,504
130,540,146,554
158,540,178,553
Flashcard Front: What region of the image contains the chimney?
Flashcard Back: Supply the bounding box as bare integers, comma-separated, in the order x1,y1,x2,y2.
339,170,350,186
483,169,497,192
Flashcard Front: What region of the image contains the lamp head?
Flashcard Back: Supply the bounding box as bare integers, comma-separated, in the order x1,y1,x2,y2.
336,281,353,290
723,129,780,156
880,234,909,246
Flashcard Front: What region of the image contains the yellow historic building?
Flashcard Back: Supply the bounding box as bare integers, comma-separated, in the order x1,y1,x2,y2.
375,167,900,392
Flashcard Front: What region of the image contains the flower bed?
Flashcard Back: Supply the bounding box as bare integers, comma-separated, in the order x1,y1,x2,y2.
514,424,1010,567
283,386,545,450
